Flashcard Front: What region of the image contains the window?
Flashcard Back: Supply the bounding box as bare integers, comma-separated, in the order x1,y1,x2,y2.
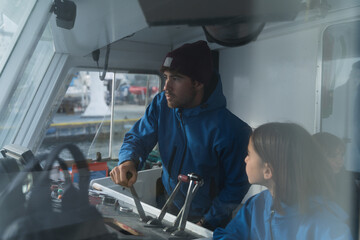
320,21,360,172
320,21,360,239
0,23,54,147
39,71,161,161
0,0,36,74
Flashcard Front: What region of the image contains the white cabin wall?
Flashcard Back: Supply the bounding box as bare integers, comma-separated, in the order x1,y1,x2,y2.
219,26,321,132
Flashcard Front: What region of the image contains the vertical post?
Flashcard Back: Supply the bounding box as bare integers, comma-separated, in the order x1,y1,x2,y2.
145,76,150,108
108,72,116,158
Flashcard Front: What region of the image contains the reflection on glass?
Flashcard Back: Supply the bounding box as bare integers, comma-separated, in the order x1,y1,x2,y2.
0,23,54,147
0,0,36,73
321,21,360,172
320,20,360,239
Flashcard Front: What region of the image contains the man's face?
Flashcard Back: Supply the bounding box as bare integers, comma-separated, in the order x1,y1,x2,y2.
163,70,202,108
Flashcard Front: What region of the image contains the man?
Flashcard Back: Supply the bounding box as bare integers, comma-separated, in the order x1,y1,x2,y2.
110,40,251,230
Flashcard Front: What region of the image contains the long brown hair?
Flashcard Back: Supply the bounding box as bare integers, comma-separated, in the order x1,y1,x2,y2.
252,122,333,213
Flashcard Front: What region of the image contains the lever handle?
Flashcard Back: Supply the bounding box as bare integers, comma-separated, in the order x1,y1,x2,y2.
187,173,202,181
178,174,189,183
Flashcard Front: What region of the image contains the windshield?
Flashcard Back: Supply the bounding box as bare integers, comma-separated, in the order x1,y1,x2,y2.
0,0,37,74
0,23,54,147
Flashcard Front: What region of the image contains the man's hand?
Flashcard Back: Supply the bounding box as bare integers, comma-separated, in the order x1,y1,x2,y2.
110,160,138,187
196,217,207,228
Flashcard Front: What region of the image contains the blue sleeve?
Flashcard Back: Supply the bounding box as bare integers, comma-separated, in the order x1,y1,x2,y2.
118,95,160,169
204,123,251,227
213,195,254,240
309,209,355,240
319,228,353,240
309,225,354,240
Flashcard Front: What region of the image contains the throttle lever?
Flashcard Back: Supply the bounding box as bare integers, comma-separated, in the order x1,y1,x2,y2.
147,174,189,227
126,172,152,222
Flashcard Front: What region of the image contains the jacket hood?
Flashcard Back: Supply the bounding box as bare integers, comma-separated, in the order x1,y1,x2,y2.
178,74,226,117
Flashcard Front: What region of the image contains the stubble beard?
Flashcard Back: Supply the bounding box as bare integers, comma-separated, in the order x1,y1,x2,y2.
166,99,178,108
165,87,197,109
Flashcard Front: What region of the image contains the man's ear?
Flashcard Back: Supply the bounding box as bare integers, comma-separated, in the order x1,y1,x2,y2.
263,163,273,180
193,80,204,90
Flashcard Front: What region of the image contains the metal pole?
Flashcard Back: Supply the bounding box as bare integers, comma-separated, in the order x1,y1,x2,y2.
108,73,116,158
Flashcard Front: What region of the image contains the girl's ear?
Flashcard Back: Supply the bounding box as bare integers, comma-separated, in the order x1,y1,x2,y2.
263,163,273,180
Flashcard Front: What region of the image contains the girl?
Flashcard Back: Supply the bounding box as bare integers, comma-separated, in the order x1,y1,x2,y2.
213,122,353,240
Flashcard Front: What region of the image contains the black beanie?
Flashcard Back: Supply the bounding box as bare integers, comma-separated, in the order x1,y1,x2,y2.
160,40,213,85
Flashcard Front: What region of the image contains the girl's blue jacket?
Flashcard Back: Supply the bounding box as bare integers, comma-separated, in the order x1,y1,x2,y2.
118,78,251,227
213,190,353,240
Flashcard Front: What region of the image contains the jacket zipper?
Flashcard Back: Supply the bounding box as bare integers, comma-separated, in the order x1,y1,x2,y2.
167,146,177,187
269,210,275,240
177,110,187,176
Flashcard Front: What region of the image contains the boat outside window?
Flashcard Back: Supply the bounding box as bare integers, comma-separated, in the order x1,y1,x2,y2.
39,71,161,164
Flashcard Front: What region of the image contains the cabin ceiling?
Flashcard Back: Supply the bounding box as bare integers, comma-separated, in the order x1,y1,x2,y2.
50,0,148,57
50,0,304,58
113,25,204,47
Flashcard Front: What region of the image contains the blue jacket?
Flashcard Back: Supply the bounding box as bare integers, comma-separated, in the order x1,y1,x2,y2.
118,77,251,227
213,190,353,240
